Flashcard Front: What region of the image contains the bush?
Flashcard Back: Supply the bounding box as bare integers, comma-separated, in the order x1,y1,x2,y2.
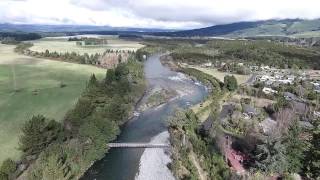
224,75,238,91
0,172,8,180
307,91,317,100
0,159,16,178
19,115,62,156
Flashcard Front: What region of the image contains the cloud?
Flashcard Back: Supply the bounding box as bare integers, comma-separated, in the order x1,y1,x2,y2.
0,0,320,29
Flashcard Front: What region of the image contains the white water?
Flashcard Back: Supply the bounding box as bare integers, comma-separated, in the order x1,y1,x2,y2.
168,72,188,82
135,131,175,180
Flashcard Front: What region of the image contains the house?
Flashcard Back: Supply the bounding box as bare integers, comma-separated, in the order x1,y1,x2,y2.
314,85,320,93
202,62,212,67
314,111,320,117
263,87,278,95
260,75,271,82
278,79,293,84
284,92,297,101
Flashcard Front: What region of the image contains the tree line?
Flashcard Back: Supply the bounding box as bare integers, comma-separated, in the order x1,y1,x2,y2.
0,57,145,180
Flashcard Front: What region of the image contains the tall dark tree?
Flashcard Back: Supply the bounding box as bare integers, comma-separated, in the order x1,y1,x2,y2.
283,120,308,173
105,69,116,85
224,75,238,91
0,158,16,179
303,119,320,179
88,74,98,88
19,115,61,156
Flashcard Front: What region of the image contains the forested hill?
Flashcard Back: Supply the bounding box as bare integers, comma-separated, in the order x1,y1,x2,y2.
156,19,320,38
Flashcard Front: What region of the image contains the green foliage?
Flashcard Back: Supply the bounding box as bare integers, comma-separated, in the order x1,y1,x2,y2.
283,120,309,173
208,40,320,69
224,75,238,91
252,136,289,174
26,58,145,179
307,91,317,100
0,159,16,179
274,97,289,112
105,69,116,84
0,172,8,180
169,110,230,180
88,74,98,88
19,115,62,156
303,119,320,179
14,43,33,53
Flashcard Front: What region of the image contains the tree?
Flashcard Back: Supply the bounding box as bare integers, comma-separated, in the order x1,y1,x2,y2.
0,172,8,180
19,115,61,156
303,119,320,179
252,136,289,174
224,75,238,91
105,69,116,85
88,74,98,88
0,158,16,179
115,64,129,80
283,120,308,173
307,91,317,100
118,54,122,63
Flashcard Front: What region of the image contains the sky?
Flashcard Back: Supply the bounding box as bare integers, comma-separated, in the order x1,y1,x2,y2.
0,0,320,29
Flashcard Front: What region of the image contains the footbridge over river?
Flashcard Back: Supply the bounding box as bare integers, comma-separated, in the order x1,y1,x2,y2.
108,143,170,148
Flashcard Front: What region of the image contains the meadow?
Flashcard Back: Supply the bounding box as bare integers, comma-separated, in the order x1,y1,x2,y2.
29,35,144,55
189,66,250,84
0,44,105,163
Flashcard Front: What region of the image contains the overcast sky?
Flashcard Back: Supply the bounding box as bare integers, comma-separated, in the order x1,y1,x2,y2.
0,0,319,29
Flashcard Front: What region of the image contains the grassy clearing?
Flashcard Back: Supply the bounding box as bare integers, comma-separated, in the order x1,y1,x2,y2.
190,66,250,84
0,44,105,163
29,36,144,55
232,94,275,108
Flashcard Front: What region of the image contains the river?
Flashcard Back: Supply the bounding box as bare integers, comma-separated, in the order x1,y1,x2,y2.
81,54,208,180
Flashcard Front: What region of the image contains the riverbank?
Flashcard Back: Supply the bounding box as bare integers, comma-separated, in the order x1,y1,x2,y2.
15,58,146,180
162,54,231,179
81,53,208,180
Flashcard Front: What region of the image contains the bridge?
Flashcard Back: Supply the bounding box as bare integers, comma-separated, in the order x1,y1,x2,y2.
108,143,170,148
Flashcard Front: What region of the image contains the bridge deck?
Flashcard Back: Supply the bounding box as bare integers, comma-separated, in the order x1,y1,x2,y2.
108,143,170,148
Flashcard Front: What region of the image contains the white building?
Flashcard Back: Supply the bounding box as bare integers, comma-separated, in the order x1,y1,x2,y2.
263,87,278,94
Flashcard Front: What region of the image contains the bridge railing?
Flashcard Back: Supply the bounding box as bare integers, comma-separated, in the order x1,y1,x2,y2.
108,143,170,148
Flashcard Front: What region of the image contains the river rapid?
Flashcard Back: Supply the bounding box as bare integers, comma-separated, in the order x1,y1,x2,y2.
81,54,208,180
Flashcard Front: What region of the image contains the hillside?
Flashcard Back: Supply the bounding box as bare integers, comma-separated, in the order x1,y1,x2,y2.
158,19,320,38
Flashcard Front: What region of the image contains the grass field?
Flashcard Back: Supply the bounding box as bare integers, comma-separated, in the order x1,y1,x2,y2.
190,66,250,84
29,35,144,55
0,44,106,163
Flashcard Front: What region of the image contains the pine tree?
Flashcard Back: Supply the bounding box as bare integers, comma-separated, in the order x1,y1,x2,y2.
283,120,308,173
303,119,320,179
105,69,116,85
88,74,98,88
224,75,238,91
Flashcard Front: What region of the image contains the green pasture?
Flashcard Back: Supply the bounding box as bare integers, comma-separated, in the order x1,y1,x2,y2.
29,36,144,55
0,44,105,163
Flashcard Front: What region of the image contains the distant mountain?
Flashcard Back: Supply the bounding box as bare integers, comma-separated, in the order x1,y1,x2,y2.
1,19,320,38
157,19,320,38
0,23,172,33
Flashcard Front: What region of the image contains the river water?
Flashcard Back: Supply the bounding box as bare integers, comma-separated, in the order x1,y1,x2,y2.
81,54,208,180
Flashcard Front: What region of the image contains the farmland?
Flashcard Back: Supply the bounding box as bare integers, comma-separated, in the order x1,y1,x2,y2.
0,44,105,163
189,66,250,84
29,35,144,55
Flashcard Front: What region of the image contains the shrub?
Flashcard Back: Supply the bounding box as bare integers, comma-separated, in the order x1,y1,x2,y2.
0,158,16,178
